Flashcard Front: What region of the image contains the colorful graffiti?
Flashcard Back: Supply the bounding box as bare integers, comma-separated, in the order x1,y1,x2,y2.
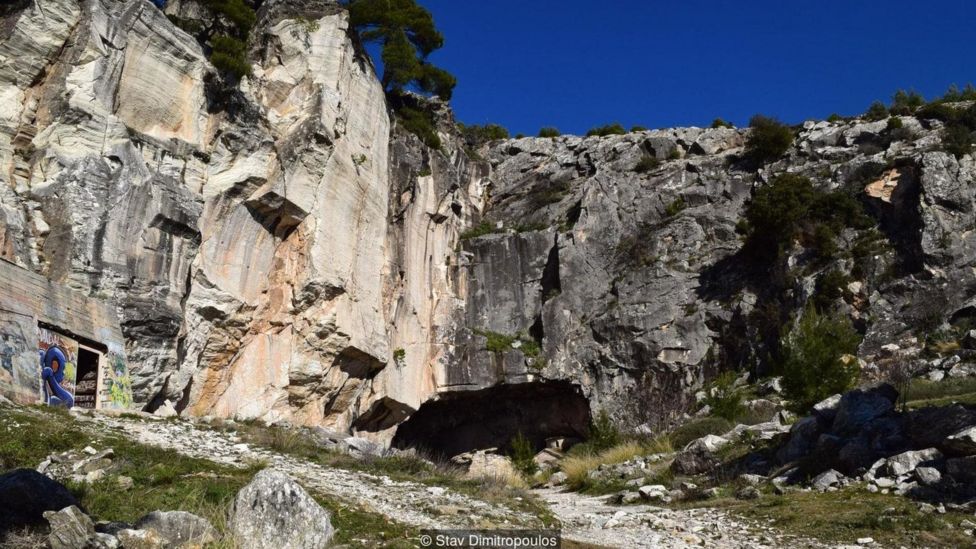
38,328,77,408
103,346,132,409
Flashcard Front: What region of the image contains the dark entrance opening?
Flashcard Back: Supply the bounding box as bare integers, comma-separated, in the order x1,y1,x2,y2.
391,381,591,458
74,348,100,409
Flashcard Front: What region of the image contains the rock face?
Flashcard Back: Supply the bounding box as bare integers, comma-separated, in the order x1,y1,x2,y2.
229,469,334,549
3,0,976,451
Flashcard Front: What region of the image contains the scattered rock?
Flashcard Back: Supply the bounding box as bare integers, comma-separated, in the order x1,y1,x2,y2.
133,510,217,548
229,469,333,549
811,469,843,491
735,486,761,500
638,484,670,503
548,471,568,486
915,466,941,486
154,400,178,418
45,505,96,549
945,426,976,455
884,448,942,477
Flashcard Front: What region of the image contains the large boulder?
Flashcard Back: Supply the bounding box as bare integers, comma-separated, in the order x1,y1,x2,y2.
830,384,898,436
906,404,976,450
944,426,976,456
0,469,80,530
777,416,822,463
671,435,729,475
229,469,334,549
451,449,520,481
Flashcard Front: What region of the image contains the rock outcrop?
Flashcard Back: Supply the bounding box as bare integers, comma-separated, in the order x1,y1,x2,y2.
2,0,976,452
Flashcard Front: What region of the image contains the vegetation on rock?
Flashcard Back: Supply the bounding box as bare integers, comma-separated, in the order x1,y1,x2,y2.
744,115,793,165
779,307,861,412
346,0,456,100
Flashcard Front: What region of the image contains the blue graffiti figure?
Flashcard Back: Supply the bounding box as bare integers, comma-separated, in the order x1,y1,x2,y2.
41,346,74,408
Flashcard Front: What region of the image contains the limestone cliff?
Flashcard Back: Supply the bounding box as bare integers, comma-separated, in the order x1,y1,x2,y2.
2,0,976,453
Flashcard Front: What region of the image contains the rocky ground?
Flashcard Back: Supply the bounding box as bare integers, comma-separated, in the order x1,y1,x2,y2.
0,402,841,548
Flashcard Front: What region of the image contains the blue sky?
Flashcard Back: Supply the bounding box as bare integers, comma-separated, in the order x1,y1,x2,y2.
414,0,976,136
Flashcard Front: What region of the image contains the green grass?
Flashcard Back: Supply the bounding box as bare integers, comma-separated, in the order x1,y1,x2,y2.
904,377,976,409
0,407,420,547
681,487,972,548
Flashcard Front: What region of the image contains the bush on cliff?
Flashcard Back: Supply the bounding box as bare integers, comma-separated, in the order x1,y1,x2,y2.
744,115,793,165
586,123,627,137
780,307,862,413
347,0,456,100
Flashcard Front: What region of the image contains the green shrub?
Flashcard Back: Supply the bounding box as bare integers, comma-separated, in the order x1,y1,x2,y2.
780,307,861,413
634,156,660,173
812,269,851,312
630,125,648,132
744,115,794,165
667,149,681,160
711,118,733,129
459,123,509,146
509,431,538,477
940,83,976,102
702,371,745,421
538,127,561,138
889,89,924,116
864,101,889,121
916,102,957,122
739,173,871,261
209,34,251,78
395,105,441,149
886,117,904,131
827,113,844,123
943,123,973,158
460,220,497,240
586,411,621,453
664,197,686,217
586,123,627,137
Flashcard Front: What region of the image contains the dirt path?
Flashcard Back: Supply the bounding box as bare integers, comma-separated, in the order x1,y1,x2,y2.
73,410,829,548
537,487,829,548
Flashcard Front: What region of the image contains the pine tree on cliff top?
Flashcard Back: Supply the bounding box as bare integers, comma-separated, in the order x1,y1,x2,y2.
346,0,457,101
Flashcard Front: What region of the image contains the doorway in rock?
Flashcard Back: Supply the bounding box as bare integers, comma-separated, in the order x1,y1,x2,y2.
391,381,591,459
74,347,101,409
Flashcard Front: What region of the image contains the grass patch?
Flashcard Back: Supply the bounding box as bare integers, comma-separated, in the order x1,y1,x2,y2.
904,377,976,409
687,487,972,548
669,417,734,449
560,441,644,491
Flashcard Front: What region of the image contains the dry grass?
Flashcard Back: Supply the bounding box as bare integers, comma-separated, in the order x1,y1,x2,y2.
561,441,644,489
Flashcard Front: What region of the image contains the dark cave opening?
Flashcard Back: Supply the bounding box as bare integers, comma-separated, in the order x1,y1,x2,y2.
391,381,591,458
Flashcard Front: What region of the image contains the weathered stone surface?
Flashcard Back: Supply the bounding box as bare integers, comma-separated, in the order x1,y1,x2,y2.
229,469,334,549
44,505,96,549
883,448,942,477
132,511,217,548
831,384,898,436
4,0,976,457
944,426,976,455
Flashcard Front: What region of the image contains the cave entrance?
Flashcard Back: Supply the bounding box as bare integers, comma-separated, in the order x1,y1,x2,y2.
391,381,591,458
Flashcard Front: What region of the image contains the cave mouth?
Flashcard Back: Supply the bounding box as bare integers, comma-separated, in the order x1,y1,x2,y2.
391,381,591,459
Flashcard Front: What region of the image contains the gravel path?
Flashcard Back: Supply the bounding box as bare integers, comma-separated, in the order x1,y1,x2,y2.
69,410,835,548
537,487,830,548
